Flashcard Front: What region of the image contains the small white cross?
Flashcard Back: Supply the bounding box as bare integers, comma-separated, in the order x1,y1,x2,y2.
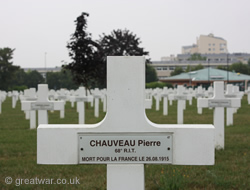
21,84,64,129
198,81,241,149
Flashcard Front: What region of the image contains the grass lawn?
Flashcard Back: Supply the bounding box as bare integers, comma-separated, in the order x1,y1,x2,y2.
0,95,249,189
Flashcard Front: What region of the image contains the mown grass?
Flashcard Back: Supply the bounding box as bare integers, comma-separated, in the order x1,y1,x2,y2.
0,95,249,189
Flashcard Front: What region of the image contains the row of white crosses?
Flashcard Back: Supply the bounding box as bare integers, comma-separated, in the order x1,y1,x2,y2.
21,84,64,129
37,56,215,190
198,81,241,150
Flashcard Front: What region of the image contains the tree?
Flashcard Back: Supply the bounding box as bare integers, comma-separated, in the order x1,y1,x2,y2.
146,64,158,83
187,53,206,61
193,64,204,71
64,13,151,89
97,29,150,87
11,69,28,90
63,12,102,92
185,64,204,72
171,66,184,76
229,62,249,75
47,69,78,90
25,70,45,88
0,48,19,90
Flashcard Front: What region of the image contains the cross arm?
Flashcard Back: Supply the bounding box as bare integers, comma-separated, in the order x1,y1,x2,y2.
37,123,214,166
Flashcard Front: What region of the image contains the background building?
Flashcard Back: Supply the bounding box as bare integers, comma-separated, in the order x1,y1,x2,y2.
160,67,250,90
151,53,250,79
182,33,228,54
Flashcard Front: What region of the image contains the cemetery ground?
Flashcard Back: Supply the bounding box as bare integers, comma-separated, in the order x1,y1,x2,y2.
0,96,249,190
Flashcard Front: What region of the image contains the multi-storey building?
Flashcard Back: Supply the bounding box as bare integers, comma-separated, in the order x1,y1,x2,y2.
151,53,250,79
182,33,228,54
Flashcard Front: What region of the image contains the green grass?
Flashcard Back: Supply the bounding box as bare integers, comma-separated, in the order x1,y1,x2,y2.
0,96,250,189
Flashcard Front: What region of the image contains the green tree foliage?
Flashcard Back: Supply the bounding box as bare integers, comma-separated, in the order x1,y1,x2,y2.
171,66,184,76
171,64,204,76
98,29,150,87
146,81,173,89
0,48,20,90
192,64,204,71
25,70,45,88
47,69,78,90
146,64,158,83
63,12,102,91
229,62,249,75
64,13,151,89
187,53,207,61
98,29,149,57
217,62,250,75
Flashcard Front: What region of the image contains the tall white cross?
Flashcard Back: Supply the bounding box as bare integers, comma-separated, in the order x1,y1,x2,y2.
37,56,214,190
198,81,241,149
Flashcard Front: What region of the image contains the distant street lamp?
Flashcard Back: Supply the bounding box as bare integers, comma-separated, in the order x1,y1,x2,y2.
44,52,47,83
207,58,210,85
227,53,229,83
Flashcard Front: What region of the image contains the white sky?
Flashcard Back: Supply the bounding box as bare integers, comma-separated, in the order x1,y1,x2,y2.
1,0,250,68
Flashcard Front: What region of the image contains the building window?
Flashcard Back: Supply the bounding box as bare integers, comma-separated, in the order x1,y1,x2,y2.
213,43,215,46
213,48,215,51
163,67,168,70
209,43,211,46
169,66,175,70
208,48,211,51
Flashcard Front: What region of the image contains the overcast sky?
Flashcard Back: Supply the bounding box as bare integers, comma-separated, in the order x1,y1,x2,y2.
1,0,250,68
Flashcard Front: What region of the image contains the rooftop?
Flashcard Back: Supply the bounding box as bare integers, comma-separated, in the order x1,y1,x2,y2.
166,68,250,81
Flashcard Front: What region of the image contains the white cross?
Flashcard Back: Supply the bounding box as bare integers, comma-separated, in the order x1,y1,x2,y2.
161,87,168,115
246,86,250,104
70,87,90,124
37,56,214,190
198,81,241,149
196,86,205,114
21,84,64,129
225,84,237,126
0,91,7,114
169,85,192,124
12,91,19,108
145,89,153,109
153,88,162,111
92,88,102,118
21,88,37,120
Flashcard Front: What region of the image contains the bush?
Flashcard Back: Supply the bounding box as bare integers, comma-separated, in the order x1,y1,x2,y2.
10,85,28,91
146,82,173,89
